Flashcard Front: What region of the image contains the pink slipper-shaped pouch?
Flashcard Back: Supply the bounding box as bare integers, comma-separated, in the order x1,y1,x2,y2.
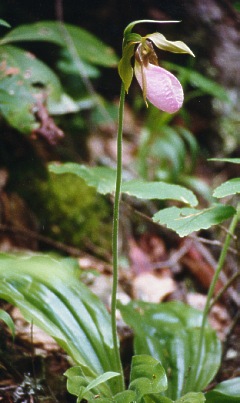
135,61,184,113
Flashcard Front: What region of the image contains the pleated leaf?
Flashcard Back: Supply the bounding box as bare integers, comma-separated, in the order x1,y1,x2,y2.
205,378,240,402
0,309,15,338
0,253,119,395
129,355,168,401
119,301,221,400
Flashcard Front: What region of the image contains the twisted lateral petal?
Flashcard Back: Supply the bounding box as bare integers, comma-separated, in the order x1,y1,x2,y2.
135,62,184,113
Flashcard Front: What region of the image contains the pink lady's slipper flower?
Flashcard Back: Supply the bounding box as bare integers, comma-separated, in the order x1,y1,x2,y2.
134,47,183,113
118,24,194,114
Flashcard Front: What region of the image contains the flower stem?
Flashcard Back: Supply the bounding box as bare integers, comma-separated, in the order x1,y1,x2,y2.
196,203,240,377
111,82,125,392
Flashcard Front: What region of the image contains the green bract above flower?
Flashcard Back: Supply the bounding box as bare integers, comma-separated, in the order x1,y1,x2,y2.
118,20,194,113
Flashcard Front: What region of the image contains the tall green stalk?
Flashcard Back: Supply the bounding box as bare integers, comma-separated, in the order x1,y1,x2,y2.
111,82,126,392
196,203,240,376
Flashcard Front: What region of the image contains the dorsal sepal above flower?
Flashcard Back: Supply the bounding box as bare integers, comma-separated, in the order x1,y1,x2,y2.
145,32,195,57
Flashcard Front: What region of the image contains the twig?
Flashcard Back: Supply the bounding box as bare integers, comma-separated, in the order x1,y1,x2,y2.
209,271,240,309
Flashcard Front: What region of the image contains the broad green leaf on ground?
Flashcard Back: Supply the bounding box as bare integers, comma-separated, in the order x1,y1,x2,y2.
143,396,173,403
164,63,229,102
114,390,136,403
175,392,206,402
1,21,118,67
49,163,117,195
129,355,168,401
213,178,240,198
65,367,120,400
205,378,240,402
153,204,236,237
0,309,15,338
209,158,240,164
118,301,221,400
122,181,198,206
0,253,121,396
49,163,198,206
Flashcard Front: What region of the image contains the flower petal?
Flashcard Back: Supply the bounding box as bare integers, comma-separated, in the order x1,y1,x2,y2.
134,62,183,113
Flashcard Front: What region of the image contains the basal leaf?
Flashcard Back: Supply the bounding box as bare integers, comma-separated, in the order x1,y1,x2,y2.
0,253,121,396
143,396,172,403
213,178,240,198
114,390,136,403
205,378,240,402
83,372,120,394
1,21,118,67
0,309,15,338
129,355,168,401
119,301,221,400
49,163,117,195
122,180,198,206
65,368,119,400
175,392,206,402
153,205,236,237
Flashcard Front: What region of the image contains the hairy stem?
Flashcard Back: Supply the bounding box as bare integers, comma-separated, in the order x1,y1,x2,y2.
196,203,240,376
111,83,125,392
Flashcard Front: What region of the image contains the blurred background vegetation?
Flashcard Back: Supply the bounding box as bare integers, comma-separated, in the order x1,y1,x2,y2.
0,0,239,255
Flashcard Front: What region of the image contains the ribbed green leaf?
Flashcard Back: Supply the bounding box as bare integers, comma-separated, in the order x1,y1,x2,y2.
0,253,119,395
175,392,206,402
65,367,119,400
114,390,136,403
0,309,15,338
119,301,221,400
1,21,118,67
153,205,236,237
129,355,168,401
213,178,240,198
205,378,240,402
